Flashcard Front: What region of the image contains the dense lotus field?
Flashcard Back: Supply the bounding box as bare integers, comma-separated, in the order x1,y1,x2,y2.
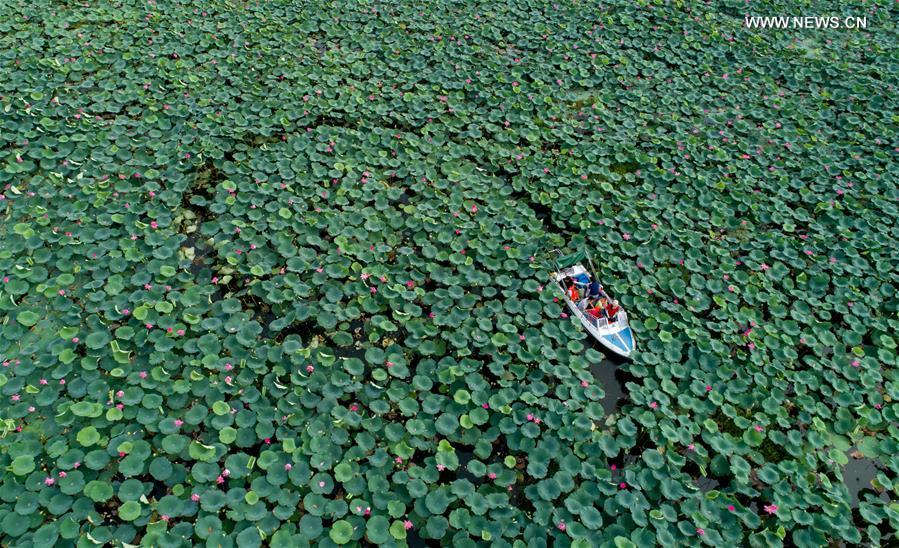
1,0,898,546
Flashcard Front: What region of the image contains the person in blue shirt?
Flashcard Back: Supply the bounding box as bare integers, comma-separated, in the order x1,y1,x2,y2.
573,272,590,294
587,279,607,301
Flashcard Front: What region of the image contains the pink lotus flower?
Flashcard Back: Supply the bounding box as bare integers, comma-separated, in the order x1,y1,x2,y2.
72,337,79,343
284,463,292,471
11,394,20,402
649,401,658,409
696,528,705,536
191,493,200,502
306,365,315,373
482,403,489,409
851,360,860,368
403,520,413,530
174,419,184,427
39,378,48,385
58,471,67,478
319,481,326,487
705,385,712,392
385,361,394,368
436,464,445,471
581,380,589,387
764,504,778,514
557,521,566,531
222,469,230,477
488,472,497,479
44,477,55,486
619,482,627,489
622,233,631,241
526,414,534,421
728,505,735,511
760,263,769,271
58,289,65,296
216,475,225,484
754,425,763,432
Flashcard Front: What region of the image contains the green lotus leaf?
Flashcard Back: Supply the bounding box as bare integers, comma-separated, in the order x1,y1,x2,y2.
118,501,142,521
16,310,40,327
329,520,354,544
11,455,35,476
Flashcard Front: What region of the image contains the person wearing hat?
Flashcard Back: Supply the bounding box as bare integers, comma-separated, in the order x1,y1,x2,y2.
605,299,621,321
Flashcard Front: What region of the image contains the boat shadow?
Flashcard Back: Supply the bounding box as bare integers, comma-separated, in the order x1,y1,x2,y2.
586,341,635,416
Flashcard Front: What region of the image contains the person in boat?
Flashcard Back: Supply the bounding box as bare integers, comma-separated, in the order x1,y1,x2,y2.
573,271,591,294
587,300,607,321
587,279,608,301
567,280,580,302
587,302,606,320
605,299,621,321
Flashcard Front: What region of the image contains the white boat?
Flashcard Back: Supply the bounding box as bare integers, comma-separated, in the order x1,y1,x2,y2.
550,252,636,358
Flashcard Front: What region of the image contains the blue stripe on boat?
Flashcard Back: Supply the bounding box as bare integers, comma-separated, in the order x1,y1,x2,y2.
602,334,625,352
618,327,634,352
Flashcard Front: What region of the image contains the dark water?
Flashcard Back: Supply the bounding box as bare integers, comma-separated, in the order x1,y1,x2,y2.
588,354,630,416
844,455,888,508
695,477,720,493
